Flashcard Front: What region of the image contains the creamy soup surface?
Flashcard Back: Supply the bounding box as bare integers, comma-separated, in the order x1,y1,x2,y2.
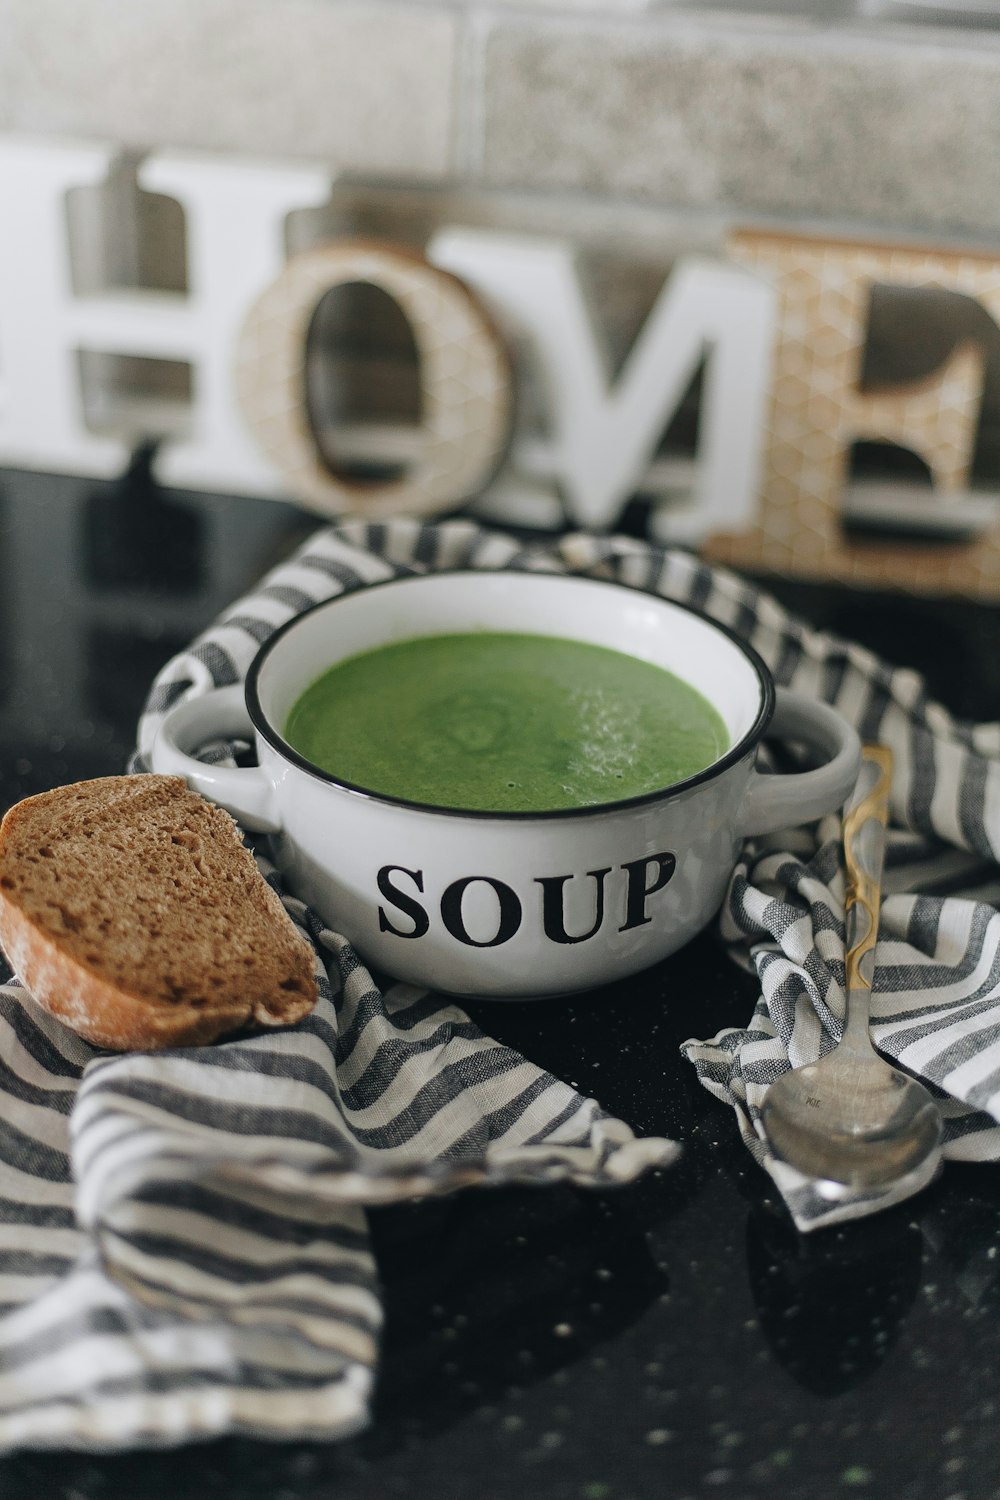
284,632,730,814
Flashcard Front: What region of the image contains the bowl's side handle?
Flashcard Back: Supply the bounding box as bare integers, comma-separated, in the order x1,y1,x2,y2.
150,684,281,834
737,689,861,838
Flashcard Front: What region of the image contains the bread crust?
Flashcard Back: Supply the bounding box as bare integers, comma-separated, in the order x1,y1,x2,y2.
0,776,318,1051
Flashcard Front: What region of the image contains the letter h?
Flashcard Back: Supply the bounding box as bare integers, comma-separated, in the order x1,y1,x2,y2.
0,138,330,494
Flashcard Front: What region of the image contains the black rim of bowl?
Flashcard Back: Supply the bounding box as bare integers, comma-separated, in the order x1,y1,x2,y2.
244,569,776,822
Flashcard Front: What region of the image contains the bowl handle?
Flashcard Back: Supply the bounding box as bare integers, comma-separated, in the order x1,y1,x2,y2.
736,689,861,838
149,684,281,834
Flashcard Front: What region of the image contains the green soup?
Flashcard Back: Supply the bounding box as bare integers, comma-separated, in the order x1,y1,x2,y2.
284,632,729,814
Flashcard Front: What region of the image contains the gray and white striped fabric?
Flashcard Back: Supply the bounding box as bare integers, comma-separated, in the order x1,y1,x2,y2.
1,517,998,1453
0,950,674,1452
681,824,1000,1231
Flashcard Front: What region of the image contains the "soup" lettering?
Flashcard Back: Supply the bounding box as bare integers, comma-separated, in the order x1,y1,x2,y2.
376,853,676,949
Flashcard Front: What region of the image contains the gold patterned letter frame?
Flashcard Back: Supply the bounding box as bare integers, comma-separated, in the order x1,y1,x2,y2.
704,229,1000,600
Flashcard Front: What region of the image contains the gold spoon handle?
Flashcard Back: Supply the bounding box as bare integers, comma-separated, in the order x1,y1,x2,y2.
843,744,893,1000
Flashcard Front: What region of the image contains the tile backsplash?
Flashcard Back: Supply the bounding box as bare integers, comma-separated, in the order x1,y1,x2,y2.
2,0,999,236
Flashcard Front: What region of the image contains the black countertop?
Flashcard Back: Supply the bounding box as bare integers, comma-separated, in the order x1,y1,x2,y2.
2,464,1000,1500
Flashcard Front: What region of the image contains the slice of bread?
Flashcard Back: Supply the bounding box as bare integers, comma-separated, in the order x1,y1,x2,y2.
0,775,318,1050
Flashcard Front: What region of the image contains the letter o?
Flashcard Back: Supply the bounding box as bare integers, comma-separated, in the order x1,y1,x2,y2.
235,238,513,520
440,876,522,949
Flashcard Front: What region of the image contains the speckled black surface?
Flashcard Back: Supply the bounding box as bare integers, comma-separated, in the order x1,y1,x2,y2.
2,465,1000,1500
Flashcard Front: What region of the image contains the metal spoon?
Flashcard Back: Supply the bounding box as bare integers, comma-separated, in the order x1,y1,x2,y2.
760,745,944,1200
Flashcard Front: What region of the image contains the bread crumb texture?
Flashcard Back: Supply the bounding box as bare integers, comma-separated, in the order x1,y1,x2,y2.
0,776,318,1050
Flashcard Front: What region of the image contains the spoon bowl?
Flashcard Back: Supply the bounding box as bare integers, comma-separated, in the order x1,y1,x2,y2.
761,1047,943,1194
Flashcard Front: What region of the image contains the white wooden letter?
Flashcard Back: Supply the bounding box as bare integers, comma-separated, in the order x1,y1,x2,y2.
0,137,330,493
430,230,777,539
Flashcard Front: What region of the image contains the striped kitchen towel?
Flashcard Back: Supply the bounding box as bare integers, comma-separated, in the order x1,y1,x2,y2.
0,518,998,1454
0,937,672,1451
681,819,1000,1232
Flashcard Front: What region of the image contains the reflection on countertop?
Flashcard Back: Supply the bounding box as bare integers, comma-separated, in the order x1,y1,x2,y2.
0,456,313,808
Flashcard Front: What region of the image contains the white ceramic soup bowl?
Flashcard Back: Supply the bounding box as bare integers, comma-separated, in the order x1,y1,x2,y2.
151,571,860,999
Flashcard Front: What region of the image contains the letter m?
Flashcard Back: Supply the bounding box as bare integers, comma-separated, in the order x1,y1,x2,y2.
430,229,777,540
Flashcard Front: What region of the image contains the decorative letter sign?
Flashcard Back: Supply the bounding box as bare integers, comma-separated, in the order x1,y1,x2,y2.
430,230,776,541
0,137,330,494
235,240,512,520
704,230,1000,598
4,138,1000,598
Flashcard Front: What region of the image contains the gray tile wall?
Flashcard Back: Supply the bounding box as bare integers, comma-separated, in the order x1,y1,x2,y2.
0,0,459,177
2,0,999,239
